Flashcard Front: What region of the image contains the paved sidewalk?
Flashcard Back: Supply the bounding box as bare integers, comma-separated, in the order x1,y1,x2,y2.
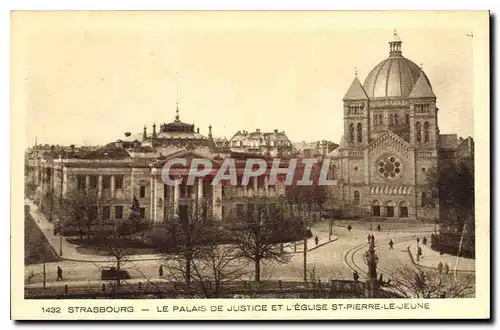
408,243,475,273
25,199,161,263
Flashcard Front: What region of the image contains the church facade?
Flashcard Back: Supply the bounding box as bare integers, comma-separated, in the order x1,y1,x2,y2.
330,32,467,221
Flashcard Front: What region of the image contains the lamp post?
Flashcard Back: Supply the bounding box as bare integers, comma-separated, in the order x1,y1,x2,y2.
59,236,63,256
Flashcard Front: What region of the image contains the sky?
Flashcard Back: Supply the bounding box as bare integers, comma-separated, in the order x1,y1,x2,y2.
12,11,483,148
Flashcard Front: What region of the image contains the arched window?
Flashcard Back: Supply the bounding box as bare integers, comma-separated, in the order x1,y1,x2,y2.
394,114,399,126
353,190,360,204
405,114,410,125
372,200,381,217
424,121,430,142
349,123,355,142
356,123,362,142
399,201,409,218
416,121,422,142
421,192,428,207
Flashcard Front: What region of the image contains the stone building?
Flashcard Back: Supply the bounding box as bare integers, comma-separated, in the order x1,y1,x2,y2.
27,110,289,225
329,31,473,221
228,129,293,157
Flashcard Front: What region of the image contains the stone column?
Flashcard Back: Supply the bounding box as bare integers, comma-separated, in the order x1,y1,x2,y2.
110,175,116,198
98,174,103,198
62,172,68,197
157,177,165,223
212,182,223,220
150,176,156,223
85,175,90,192
197,178,204,200
264,175,269,196
174,180,180,214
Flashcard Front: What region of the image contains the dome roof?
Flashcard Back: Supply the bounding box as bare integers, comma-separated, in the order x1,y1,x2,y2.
363,57,429,99
362,32,433,99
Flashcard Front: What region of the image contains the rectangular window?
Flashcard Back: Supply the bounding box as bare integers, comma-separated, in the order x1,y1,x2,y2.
102,175,111,190
115,175,124,189
89,175,99,189
236,204,244,217
139,186,146,198
102,206,111,220
115,205,123,219
77,175,86,191
139,207,146,219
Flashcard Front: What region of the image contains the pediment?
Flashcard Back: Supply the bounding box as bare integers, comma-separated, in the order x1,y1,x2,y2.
365,130,414,158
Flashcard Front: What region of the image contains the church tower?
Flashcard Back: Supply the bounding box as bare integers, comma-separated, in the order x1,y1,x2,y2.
409,70,438,149
343,73,370,147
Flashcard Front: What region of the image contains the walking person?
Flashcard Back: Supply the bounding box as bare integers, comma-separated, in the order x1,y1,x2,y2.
347,224,352,233
422,236,428,246
416,237,420,245
389,239,394,250
367,234,371,244
159,265,163,277
315,236,319,246
437,261,443,275
443,262,450,275
377,224,381,232
56,266,63,281
371,234,375,244
353,271,359,282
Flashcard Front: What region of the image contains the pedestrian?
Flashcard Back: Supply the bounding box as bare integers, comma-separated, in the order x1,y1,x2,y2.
369,224,373,231
315,236,319,246
159,265,163,277
371,235,375,244
347,224,352,233
423,237,428,245
417,237,420,245
377,224,381,232
367,234,371,243
418,246,422,258
57,266,63,281
389,239,394,250
353,271,359,282
379,274,384,285
444,263,450,275
437,261,443,274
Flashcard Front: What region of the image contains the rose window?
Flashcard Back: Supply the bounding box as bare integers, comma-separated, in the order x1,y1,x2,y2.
377,156,402,179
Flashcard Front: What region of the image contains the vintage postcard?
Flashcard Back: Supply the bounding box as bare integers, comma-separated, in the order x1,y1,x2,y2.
11,11,489,320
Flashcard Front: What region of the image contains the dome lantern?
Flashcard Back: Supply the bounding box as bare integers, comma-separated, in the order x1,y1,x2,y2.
389,29,402,57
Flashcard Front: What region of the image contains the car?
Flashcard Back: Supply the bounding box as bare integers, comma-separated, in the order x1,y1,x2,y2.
101,267,131,280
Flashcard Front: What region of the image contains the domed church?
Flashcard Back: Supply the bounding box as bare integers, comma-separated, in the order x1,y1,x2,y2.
330,31,459,221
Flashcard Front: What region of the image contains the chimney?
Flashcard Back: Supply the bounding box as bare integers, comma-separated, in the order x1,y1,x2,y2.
197,127,200,134
274,129,278,134
125,132,131,137
143,125,147,140
256,128,260,133
152,123,157,138
208,125,213,138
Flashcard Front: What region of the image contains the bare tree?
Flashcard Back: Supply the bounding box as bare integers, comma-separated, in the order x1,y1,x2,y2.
389,265,475,298
60,187,112,241
232,202,293,282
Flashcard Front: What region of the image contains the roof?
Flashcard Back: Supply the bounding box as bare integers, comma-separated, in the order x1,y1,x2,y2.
409,71,436,98
343,77,368,100
75,143,131,160
363,56,426,99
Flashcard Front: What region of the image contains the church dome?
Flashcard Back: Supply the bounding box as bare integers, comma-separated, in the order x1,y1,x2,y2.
362,31,432,99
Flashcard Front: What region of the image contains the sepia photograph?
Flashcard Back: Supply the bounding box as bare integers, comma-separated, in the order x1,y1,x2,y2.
11,10,489,320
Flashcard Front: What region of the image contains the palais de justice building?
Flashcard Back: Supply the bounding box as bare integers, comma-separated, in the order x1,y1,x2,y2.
329,32,467,221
